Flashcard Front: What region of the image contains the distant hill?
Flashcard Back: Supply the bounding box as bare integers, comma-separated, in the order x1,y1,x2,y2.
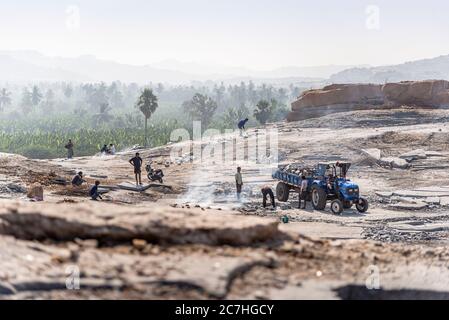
151,59,363,79
0,51,195,84
330,55,449,84
0,50,358,84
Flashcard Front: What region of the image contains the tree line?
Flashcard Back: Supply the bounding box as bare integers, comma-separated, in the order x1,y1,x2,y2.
0,81,305,158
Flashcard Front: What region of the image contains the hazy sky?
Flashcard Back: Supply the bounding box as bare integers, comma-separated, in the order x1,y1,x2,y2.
1,0,449,69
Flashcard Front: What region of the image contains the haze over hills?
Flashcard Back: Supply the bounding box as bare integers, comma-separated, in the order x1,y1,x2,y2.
0,50,358,85
330,55,449,84
2,50,449,85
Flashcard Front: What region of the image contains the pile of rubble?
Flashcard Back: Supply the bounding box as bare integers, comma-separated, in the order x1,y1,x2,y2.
375,187,449,210
362,225,438,243
0,183,26,194
360,148,445,170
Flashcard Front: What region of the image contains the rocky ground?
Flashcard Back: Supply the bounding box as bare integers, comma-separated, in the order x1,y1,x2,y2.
1,107,449,299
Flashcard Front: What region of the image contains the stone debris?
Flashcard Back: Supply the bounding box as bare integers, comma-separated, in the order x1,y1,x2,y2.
389,201,428,211
393,189,449,198
389,221,449,233
362,226,438,243
0,183,26,194
117,182,152,192
440,197,449,207
424,197,440,205
361,148,382,161
375,186,449,211
399,149,427,161
375,191,393,198
26,184,44,201
378,157,411,169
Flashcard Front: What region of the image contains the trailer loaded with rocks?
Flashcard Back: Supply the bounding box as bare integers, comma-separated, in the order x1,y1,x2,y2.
273,162,368,215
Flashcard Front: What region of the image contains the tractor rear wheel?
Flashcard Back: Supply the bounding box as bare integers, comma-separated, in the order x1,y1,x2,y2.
356,198,369,213
331,200,344,215
311,186,327,210
343,200,353,209
276,182,290,202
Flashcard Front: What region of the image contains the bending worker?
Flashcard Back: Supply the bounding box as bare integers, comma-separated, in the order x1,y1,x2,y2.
261,186,276,209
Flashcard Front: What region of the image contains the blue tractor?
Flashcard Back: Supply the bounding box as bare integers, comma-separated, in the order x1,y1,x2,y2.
272,162,368,215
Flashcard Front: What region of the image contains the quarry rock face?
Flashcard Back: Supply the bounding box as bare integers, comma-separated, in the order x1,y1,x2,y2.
382,80,449,107
288,84,384,121
291,84,384,110
287,80,449,121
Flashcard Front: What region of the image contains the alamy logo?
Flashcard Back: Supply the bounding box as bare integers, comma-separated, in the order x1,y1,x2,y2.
65,5,81,32
65,265,80,290
365,5,380,30
365,265,381,290
169,121,279,169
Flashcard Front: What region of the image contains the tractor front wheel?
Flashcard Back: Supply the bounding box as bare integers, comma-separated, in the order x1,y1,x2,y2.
276,182,290,202
331,200,344,215
311,186,327,210
356,198,369,213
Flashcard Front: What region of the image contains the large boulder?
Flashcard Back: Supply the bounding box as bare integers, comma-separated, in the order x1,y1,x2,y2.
378,157,411,170
26,184,43,201
382,80,449,107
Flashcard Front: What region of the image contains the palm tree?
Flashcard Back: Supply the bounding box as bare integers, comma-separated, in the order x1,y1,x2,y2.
0,88,12,112
136,88,158,147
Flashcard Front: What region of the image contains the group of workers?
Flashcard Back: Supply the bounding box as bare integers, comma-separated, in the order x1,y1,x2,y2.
100,144,116,155
71,171,102,201
65,140,117,159
66,117,312,209
70,151,144,201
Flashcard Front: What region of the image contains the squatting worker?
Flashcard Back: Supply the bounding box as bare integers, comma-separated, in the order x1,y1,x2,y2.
261,186,276,209
129,152,143,186
71,171,85,187
90,180,103,201
235,167,243,200
299,175,309,209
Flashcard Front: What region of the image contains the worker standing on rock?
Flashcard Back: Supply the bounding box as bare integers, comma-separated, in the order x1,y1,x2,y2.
261,186,276,209
299,175,309,209
65,139,74,159
238,118,249,137
129,152,143,186
235,167,243,200
89,180,103,201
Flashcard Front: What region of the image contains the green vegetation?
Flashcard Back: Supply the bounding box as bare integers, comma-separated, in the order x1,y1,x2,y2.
0,81,303,159
0,115,179,159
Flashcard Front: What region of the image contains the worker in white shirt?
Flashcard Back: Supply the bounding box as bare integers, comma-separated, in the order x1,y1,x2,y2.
235,167,243,200
299,175,309,209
